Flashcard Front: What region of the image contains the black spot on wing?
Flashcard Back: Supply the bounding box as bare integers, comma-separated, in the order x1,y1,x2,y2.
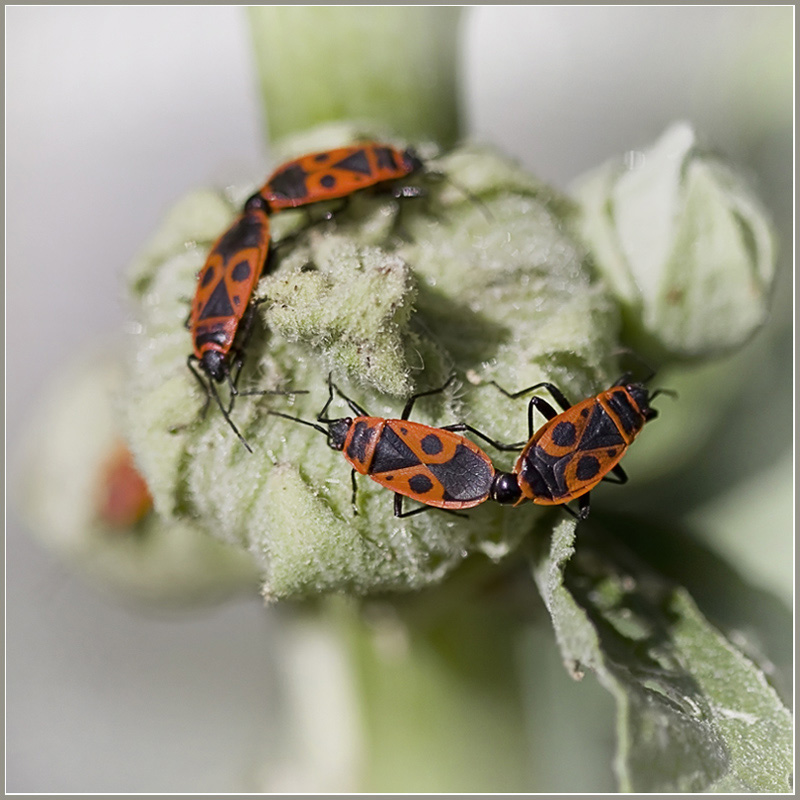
577,404,626,451
320,174,336,189
428,445,493,502
267,163,310,201
408,474,434,495
551,420,577,447
420,434,443,455
332,149,372,175
370,426,422,474
198,279,235,320
575,455,601,481
231,260,252,282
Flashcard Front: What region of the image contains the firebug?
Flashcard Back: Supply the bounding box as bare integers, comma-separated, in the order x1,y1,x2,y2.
186,194,299,452
267,375,519,518
488,375,668,519
256,143,425,213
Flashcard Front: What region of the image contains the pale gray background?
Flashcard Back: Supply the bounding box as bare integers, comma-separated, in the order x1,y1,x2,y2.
6,6,793,792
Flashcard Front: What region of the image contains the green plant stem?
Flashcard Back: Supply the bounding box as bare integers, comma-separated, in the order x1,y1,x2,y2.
247,7,463,148
336,567,533,792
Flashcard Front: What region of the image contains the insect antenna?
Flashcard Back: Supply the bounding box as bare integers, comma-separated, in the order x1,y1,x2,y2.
649,387,679,402
427,170,494,221
186,355,253,451
610,347,660,383
207,378,254,453
265,410,329,436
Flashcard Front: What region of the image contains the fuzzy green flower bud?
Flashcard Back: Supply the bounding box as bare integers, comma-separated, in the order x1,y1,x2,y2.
571,122,777,363
123,131,619,601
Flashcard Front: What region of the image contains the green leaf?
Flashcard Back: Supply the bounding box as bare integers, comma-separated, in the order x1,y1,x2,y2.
602,511,792,709
529,515,792,792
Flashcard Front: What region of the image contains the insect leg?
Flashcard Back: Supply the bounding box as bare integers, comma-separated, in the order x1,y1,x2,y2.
223,360,244,415
186,356,212,419
394,493,469,519
321,375,368,419
350,469,359,516
315,377,339,422
484,380,572,437
186,357,254,453
394,493,425,517
401,374,458,420
440,423,526,452
391,183,427,201
321,198,349,222
527,396,560,439
487,380,572,411
561,493,591,521
226,302,263,412
602,464,628,485
560,503,580,520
